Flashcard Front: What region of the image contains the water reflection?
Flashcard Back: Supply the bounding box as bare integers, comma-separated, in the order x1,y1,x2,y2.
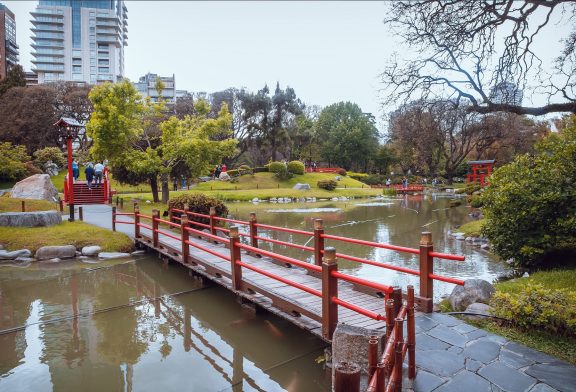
228,194,509,299
0,258,329,391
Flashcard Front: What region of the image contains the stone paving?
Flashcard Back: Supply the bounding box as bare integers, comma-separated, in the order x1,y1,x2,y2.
408,312,576,392
76,205,576,392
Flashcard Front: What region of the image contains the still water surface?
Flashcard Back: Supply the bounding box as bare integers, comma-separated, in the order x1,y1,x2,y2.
0,258,330,391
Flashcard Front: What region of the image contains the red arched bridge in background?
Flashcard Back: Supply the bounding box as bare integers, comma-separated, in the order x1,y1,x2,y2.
112,204,466,391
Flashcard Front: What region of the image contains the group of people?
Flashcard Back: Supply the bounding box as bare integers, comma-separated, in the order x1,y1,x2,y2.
213,163,227,179
71,160,107,189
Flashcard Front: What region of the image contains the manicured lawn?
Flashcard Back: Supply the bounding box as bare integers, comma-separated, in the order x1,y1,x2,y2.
458,219,485,237
0,221,134,253
495,268,576,295
0,197,59,213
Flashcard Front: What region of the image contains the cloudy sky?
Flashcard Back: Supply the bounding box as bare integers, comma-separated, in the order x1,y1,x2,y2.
4,1,566,129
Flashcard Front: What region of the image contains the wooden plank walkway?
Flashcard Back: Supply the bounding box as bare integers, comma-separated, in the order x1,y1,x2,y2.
134,225,388,341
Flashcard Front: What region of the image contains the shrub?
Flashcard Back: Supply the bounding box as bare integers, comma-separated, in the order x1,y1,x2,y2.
382,188,397,196
468,194,484,208
226,169,239,177
167,194,228,227
362,174,385,185
490,284,576,337
25,162,43,176
253,167,268,173
317,179,337,191
0,142,29,181
336,168,347,176
482,116,576,268
268,161,286,173
349,172,368,181
238,164,253,175
287,160,305,175
274,166,293,181
33,147,66,169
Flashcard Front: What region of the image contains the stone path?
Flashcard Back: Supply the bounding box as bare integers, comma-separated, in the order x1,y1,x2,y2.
77,205,576,392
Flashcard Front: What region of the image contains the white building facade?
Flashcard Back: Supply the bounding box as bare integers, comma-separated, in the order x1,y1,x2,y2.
31,0,127,85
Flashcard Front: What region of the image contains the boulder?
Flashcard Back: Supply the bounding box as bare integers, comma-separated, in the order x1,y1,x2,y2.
480,243,490,251
0,210,61,227
449,279,495,311
82,245,102,257
0,249,32,260
219,172,231,181
14,257,35,263
98,252,131,259
131,250,146,256
10,174,58,201
36,245,77,260
463,303,493,320
39,258,62,263
293,183,311,190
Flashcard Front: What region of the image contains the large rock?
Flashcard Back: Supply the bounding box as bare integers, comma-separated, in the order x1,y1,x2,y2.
449,279,495,311
0,211,61,227
81,246,102,257
11,174,58,201
35,245,77,261
98,252,131,259
293,183,311,190
0,249,32,260
218,172,231,181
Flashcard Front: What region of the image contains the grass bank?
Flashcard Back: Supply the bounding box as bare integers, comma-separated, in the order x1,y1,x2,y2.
457,219,485,237
0,221,134,253
0,197,58,213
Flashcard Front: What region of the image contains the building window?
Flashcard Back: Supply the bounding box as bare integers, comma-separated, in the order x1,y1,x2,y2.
72,73,83,81
98,59,109,65
73,65,82,73
98,67,110,73
72,58,82,65
73,50,82,57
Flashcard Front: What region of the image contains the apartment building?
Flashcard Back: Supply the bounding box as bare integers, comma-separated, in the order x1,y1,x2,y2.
0,2,19,80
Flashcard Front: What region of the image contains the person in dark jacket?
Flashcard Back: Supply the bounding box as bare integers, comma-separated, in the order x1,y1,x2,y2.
85,163,95,189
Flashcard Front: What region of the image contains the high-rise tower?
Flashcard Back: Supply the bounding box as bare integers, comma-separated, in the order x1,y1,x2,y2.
31,0,127,84
0,2,19,80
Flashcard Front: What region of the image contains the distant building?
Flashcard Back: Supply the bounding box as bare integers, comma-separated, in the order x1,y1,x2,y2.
134,72,183,103
489,81,523,106
0,2,19,80
30,0,128,85
25,71,38,85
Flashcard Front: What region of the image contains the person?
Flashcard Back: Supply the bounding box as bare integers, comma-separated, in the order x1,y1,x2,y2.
173,177,178,192
312,161,317,172
72,160,79,182
214,165,221,180
432,177,438,188
221,163,227,172
94,161,104,185
402,177,408,189
85,163,95,190
386,178,391,187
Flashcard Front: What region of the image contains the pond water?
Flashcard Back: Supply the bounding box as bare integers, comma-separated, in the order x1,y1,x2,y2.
0,257,330,391
226,193,509,300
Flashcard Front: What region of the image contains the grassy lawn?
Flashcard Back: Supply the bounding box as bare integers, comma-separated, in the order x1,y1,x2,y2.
495,268,576,295
457,218,485,237
0,221,134,253
0,197,59,213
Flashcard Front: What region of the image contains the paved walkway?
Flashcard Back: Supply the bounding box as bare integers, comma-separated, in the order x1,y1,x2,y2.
78,205,576,392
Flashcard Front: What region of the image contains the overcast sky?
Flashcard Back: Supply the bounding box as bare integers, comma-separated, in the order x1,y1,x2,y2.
4,1,566,129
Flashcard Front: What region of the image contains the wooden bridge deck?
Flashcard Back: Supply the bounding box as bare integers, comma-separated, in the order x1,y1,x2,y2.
135,226,387,341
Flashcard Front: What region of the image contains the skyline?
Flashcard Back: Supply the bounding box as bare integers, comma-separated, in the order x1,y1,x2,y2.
3,1,566,129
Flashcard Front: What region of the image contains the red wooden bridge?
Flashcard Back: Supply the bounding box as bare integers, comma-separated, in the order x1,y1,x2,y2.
63,172,112,205
370,184,425,193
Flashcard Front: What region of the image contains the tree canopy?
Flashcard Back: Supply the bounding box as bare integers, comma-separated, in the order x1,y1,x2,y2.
383,0,576,115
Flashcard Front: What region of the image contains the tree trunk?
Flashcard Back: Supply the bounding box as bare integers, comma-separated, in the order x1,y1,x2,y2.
161,175,170,204
150,177,159,203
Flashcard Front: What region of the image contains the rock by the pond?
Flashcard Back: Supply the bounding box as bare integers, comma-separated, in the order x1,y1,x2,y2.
131,250,146,255
10,174,58,201
480,243,490,251
35,245,77,261
449,279,495,311
293,183,311,190
465,302,493,316
14,256,35,263
98,252,131,259
219,172,231,181
39,257,62,263
0,249,32,260
0,210,61,227
82,245,102,257
252,198,259,202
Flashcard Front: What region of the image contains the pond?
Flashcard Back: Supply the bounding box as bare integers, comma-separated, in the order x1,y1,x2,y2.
225,193,509,300
0,257,330,391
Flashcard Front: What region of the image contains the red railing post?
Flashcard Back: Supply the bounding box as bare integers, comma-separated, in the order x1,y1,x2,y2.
229,226,243,291
368,338,378,378
152,209,160,248
249,212,259,252
392,286,402,317
393,317,404,392
209,206,217,237
314,219,325,266
134,205,140,239
385,299,394,342
322,246,338,340
181,215,189,264
419,231,434,312
334,362,360,392
407,285,416,380
112,206,116,231
59,197,63,212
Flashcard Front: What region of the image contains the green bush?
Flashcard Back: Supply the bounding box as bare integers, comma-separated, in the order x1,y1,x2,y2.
490,284,576,337
0,142,29,181
33,147,66,169
362,174,385,185
287,160,305,175
317,179,337,191
238,164,253,175
336,168,347,176
382,188,397,196
268,161,286,173
468,194,484,208
167,194,228,227
349,172,368,181
226,169,239,177
482,116,576,268
274,166,293,181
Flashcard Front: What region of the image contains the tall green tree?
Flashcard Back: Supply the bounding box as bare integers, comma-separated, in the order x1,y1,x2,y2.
316,102,379,171
0,65,26,96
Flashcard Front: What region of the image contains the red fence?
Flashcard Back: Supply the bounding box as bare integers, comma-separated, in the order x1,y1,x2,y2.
370,184,425,192
305,167,343,173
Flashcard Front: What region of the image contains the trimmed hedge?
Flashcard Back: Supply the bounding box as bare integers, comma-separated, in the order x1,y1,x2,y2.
168,194,228,227
268,161,286,173
317,179,337,191
287,161,305,175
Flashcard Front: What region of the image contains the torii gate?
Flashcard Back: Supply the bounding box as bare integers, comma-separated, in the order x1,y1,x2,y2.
466,160,495,186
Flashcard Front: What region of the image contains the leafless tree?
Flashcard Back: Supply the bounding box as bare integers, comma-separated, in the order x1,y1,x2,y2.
382,1,576,116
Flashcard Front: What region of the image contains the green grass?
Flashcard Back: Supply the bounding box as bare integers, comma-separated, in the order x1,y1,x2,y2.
0,197,59,213
0,221,134,253
495,268,576,295
458,219,485,237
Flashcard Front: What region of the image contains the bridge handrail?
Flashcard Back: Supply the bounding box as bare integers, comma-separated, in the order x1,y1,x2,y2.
331,251,420,276
254,235,315,252
322,233,420,255
237,242,322,273
331,271,394,294
253,223,313,237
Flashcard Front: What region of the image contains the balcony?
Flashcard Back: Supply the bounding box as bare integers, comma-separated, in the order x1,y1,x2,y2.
31,25,64,32
32,56,65,64
32,17,64,25
32,33,65,41
96,28,119,36
33,48,65,57
32,63,65,72
31,40,65,49
96,36,121,46
31,9,64,17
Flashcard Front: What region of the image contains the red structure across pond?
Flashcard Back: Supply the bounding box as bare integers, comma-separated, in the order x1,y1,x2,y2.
467,160,495,186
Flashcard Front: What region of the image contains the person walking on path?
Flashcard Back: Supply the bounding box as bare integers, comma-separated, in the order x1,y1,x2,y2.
72,160,79,182
94,161,104,185
214,165,221,180
221,163,227,173
402,177,408,189
85,163,95,190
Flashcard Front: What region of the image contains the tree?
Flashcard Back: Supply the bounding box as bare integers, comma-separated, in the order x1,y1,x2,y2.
0,65,26,96
482,115,576,267
372,145,397,175
382,1,576,115
316,102,379,171
0,142,30,181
